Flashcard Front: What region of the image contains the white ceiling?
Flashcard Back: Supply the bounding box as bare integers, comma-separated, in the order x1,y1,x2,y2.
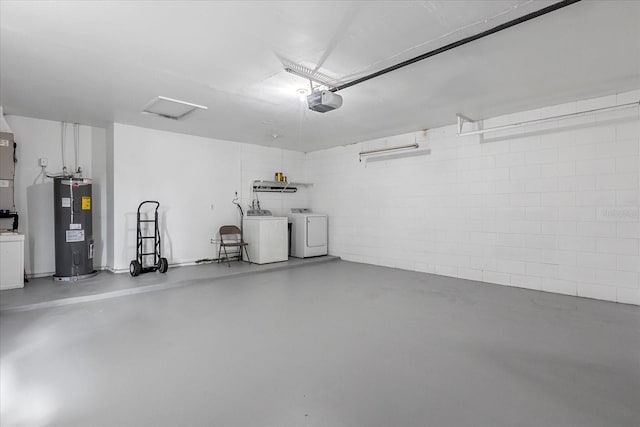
1,1,639,152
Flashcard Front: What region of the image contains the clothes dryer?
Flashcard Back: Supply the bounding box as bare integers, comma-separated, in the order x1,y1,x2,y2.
288,208,328,258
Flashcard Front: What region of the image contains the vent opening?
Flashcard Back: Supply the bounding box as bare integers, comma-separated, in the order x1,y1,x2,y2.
142,96,208,120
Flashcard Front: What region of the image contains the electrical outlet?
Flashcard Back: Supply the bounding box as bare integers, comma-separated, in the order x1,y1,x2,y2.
39,157,48,167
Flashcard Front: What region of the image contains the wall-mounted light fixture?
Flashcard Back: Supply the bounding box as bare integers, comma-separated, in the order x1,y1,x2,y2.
359,143,420,162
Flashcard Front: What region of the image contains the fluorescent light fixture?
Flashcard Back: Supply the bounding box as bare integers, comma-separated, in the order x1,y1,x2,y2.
364,149,431,163
142,96,208,120
359,143,419,161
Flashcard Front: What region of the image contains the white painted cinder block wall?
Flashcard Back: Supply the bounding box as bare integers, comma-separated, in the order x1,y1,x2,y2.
109,123,307,272
307,91,640,305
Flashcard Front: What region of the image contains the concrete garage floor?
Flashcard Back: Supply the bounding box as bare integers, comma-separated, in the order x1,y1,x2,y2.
1,260,639,427
0,256,339,312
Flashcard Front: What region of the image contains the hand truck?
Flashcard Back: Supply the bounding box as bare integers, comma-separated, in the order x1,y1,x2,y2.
129,201,168,276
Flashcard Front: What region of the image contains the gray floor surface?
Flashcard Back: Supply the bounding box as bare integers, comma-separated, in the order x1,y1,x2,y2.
1,259,639,427
0,256,338,312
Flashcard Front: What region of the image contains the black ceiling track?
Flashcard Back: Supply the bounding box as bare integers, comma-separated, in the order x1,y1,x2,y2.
331,0,582,93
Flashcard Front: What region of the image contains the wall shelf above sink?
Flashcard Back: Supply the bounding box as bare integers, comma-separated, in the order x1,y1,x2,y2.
252,180,312,193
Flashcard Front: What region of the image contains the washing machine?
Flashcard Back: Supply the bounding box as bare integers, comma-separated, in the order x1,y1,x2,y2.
288,208,328,258
242,210,288,264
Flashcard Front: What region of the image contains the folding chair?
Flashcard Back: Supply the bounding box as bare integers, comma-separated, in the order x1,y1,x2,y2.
218,225,250,267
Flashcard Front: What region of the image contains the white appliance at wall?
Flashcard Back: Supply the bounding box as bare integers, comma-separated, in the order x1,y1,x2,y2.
242,210,288,264
288,208,328,258
0,231,24,290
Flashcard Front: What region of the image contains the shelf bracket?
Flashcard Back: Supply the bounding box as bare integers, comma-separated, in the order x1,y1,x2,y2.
456,113,475,135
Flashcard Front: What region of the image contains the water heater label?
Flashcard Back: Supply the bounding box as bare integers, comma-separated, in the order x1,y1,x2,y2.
66,229,85,242
61,197,71,208
0,139,9,147
0,180,9,188
69,223,82,230
82,196,91,210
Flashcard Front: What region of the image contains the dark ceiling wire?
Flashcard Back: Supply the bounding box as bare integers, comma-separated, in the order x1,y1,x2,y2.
330,0,582,93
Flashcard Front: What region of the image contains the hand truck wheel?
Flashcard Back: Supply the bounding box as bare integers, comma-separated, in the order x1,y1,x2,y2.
130,260,142,276
157,257,168,273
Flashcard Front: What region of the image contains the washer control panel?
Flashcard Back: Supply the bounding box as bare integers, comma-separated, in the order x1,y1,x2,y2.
246,209,272,216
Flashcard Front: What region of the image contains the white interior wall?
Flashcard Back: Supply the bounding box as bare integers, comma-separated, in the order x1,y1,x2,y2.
91,126,108,269
106,123,115,270
110,124,308,272
307,91,640,305
239,143,310,215
3,115,107,276
1,118,308,275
